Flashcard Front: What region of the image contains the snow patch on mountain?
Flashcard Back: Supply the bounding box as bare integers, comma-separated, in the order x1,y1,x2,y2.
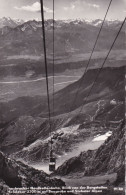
93,131,112,141
0,17,24,28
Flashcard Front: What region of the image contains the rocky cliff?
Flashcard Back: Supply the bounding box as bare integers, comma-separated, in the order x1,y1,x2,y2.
0,152,65,195
54,121,125,186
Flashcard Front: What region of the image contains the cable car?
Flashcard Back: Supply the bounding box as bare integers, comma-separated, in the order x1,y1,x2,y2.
49,148,56,172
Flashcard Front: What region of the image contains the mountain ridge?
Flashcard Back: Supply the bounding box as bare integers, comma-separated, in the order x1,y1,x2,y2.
0,17,122,28
54,121,125,187
0,17,124,58
0,17,24,28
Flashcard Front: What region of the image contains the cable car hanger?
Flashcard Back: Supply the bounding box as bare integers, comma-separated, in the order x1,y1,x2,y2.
40,0,56,172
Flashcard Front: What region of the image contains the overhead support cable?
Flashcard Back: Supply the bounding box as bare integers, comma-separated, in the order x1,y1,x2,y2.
52,0,55,118
40,0,52,140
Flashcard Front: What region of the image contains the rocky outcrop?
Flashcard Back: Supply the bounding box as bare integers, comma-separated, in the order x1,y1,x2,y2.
0,179,9,195
53,150,94,176
0,152,65,194
54,121,125,186
0,115,65,155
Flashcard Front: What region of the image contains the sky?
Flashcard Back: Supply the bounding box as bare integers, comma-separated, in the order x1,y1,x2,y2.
0,0,125,21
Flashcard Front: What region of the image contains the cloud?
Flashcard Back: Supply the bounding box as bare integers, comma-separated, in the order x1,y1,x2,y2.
43,6,53,13
14,2,53,13
65,1,100,11
88,3,100,9
64,7,69,11
63,3,75,11
71,4,75,10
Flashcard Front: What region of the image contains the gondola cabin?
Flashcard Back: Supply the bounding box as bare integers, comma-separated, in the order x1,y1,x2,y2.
49,157,56,172
49,149,56,172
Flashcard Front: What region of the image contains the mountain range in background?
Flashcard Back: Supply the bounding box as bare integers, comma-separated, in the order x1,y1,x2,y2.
0,17,125,61
0,17,123,29
0,17,24,28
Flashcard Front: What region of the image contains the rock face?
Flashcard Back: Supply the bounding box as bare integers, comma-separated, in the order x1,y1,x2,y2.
55,121,125,186
0,152,65,194
85,122,124,179
52,66,125,116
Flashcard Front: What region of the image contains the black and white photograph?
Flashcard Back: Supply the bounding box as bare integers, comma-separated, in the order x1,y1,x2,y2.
0,0,125,194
